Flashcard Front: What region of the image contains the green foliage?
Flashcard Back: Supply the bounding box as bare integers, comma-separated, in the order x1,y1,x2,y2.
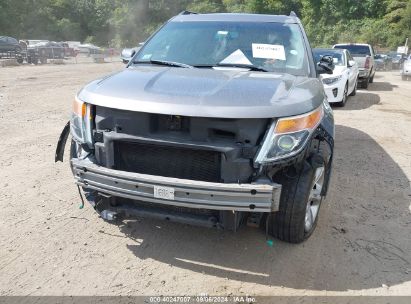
0,0,409,49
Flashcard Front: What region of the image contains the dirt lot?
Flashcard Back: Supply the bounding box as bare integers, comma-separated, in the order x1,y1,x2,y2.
0,62,410,296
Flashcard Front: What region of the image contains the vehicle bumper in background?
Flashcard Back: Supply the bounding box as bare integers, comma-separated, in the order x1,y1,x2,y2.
358,69,370,80
72,157,282,213
323,83,344,103
402,67,411,76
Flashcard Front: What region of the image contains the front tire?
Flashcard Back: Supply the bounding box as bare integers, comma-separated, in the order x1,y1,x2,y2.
369,72,374,83
362,78,369,89
267,156,327,243
349,78,357,96
336,83,348,107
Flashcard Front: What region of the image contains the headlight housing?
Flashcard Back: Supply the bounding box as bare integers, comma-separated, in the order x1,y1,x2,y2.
322,75,342,85
70,96,93,145
254,106,324,164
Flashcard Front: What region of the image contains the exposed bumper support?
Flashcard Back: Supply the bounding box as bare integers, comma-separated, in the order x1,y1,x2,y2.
72,158,281,212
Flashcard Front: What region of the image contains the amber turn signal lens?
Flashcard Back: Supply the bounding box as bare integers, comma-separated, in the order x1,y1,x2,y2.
275,106,323,134
73,98,86,117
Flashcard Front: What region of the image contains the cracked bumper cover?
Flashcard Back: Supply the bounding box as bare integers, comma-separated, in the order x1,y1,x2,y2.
72,157,281,212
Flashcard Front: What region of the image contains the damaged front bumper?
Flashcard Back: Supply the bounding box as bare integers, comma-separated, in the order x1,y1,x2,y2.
72,157,282,213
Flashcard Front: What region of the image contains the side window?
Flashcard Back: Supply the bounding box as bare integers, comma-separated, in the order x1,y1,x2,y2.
8,37,17,44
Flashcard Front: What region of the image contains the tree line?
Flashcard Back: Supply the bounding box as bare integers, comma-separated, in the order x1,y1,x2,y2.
1,0,410,50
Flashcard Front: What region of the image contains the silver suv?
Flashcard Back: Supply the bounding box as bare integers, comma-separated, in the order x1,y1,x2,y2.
56,12,335,243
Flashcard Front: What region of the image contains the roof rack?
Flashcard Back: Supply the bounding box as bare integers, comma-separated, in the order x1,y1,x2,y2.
179,10,198,15
289,11,297,17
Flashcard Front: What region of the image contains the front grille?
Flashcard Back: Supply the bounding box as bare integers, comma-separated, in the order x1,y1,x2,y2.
114,141,221,182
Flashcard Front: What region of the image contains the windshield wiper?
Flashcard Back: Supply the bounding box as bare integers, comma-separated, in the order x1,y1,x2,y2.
195,63,268,72
133,59,193,68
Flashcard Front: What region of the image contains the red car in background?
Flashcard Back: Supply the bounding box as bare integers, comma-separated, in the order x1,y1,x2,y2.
59,42,77,57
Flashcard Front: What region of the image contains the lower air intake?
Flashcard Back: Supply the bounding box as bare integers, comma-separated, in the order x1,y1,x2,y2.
114,141,221,182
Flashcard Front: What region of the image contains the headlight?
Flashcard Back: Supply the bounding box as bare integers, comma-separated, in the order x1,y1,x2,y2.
254,106,324,164
70,96,93,145
322,75,342,85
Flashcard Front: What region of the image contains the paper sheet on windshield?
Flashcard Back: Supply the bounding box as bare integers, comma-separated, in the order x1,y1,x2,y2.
220,49,252,65
252,44,286,60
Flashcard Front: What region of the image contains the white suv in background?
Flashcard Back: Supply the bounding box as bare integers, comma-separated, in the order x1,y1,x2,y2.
313,48,359,107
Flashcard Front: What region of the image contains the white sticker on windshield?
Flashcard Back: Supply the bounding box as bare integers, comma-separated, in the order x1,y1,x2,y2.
252,44,286,60
220,49,252,65
217,30,229,36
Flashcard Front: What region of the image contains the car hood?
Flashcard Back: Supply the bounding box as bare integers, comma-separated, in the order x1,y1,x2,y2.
78,66,324,118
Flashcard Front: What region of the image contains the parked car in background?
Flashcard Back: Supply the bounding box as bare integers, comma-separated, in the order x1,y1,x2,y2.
27,40,49,46
0,36,21,54
56,12,336,244
402,55,411,80
313,48,359,107
78,43,102,56
374,54,392,71
66,41,81,54
333,43,375,89
18,40,40,64
28,41,65,63
59,42,77,57
389,52,407,69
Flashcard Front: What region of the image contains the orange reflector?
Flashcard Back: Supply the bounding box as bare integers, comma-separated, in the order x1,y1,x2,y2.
275,106,323,134
73,99,86,117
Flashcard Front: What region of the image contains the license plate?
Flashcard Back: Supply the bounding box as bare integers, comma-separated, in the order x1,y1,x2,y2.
153,185,175,200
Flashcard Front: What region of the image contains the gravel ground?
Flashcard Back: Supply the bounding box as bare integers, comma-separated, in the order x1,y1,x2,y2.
0,62,410,296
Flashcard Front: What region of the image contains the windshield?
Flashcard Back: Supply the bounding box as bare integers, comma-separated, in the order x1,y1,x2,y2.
313,49,345,66
134,21,309,76
334,45,370,57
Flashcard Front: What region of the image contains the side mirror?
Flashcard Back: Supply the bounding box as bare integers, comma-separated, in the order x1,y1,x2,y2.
317,55,334,74
348,60,356,67
120,48,136,64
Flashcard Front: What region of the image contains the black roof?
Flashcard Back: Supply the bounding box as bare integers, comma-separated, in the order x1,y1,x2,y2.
171,13,300,24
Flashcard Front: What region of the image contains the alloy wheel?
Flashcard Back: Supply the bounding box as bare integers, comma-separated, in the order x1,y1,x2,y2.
304,166,325,233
